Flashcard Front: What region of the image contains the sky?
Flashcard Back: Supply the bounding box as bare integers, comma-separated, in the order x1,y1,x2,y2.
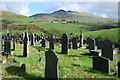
0,1,119,19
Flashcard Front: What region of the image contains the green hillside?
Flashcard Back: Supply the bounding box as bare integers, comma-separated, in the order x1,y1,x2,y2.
0,10,28,18
1,10,119,41
30,9,117,24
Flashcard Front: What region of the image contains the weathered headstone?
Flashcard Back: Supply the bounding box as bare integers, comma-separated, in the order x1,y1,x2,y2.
49,35,54,50
31,33,35,45
45,50,59,79
20,64,26,72
95,38,99,46
61,33,68,54
72,37,77,49
97,40,102,49
4,34,11,56
101,40,114,60
79,31,84,47
86,37,95,51
40,38,46,47
93,56,110,73
23,32,29,57
118,61,120,78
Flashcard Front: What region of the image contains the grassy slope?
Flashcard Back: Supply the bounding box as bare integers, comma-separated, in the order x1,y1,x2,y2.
31,11,118,24
2,18,119,41
1,42,118,79
0,10,28,18
84,28,119,41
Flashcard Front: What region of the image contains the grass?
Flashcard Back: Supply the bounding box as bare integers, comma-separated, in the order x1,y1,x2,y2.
1,17,119,41
1,41,119,79
84,28,119,41
0,10,28,18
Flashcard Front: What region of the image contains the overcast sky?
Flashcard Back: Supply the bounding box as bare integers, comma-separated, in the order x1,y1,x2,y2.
0,1,119,19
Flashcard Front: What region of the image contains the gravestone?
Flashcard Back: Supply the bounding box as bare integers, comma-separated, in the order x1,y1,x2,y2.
93,56,110,73
95,38,99,46
21,33,25,43
49,35,54,50
23,32,29,57
31,33,35,45
45,50,59,79
86,38,95,51
118,61,120,78
40,38,46,47
101,40,114,60
20,64,26,72
79,31,84,47
72,37,77,49
4,34,11,56
97,40,102,49
61,33,68,54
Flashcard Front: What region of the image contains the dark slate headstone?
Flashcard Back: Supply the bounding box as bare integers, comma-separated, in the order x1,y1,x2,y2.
93,56,110,73
40,38,46,47
79,31,84,47
49,35,54,50
101,40,114,60
45,50,59,79
4,34,11,56
72,37,77,49
95,38,99,46
86,37,95,51
20,64,26,72
61,33,68,54
97,40,102,49
23,32,29,57
118,61,120,78
31,33,35,45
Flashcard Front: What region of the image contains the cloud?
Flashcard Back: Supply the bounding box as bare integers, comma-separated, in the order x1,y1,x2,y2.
0,2,32,16
41,2,118,19
0,2,118,19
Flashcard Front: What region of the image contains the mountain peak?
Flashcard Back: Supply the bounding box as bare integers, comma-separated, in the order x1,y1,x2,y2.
58,9,66,12
51,9,67,15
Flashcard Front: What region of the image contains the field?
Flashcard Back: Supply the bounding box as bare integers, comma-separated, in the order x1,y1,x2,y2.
1,10,120,79
2,18,119,41
1,42,119,79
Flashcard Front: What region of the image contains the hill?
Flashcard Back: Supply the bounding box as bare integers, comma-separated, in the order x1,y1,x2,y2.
0,10,28,18
30,9,117,24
